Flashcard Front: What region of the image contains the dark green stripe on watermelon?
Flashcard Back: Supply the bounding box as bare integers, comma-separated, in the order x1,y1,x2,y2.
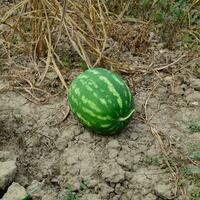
67,68,135,135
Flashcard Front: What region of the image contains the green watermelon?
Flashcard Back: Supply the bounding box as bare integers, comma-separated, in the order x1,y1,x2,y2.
67,68,135,135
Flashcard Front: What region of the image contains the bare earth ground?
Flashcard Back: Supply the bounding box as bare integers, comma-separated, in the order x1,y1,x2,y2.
0,3,200,199
0,44,200,200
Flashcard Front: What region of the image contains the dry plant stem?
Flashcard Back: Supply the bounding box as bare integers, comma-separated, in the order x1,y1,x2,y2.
104,53,186,75
190,0,200,9
2,0,141,79
1,0,67,90
143,82,187,198
2,21,28,43
150,127,187,199
49,106,70,127
55,0,68,47
188,31,200,43
117,1,131,19
15,91,41,104
147,103,161,122
14,84,45,102
1,0,29,23
116,54,186,75
37,37,51,85
37,132,57,149
20,76,51,96
150,127,178,195
31,0,44,54
64,23,91,66
92,0,108,67
143,81,160,122
36,0,51,83
52,55,67,89
154,54,186,71
37,0,67,89
0,86,9,93
121,17,147,24
42,36,67,89
61,0,108,67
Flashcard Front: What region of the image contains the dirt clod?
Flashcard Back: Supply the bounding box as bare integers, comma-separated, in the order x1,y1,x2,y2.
0,160,17,190
154,183,175,199
1,182,27,200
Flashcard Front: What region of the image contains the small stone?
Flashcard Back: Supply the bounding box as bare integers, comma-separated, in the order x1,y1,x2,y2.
46,71,58,80
56,126,81,151
99,183,114,199
189,78,200,90
131,173,150,186
87,179,98,188
108,149,119,159
163,76,173,86
67,177,80,191
173,86,184,95
190,101,199,106
132,154,142,164
115,183,124,194
149,32,155,42
124,190,134,199
117,154,132,169
27,180,43,198
117,157,127,167
130,133,139,140
107,140,121,158
1,182,27,200
158,43,165,50
106,140,120,149
125,172,133,181
78,131,92,142
143,193,157,200
101,162,125,183
122,180,129,189
66,154,78,165
154,184,174,199
0,160,17,190
112,195,120,200
141,187,151,196
186,91,200,106
121,145,130,152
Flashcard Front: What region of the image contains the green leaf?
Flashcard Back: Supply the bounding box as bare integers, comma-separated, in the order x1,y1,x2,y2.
189,124,200,133
190,152,200,161
21,195,29,200
141,0,151,8
154,11,165,23
79,60,88,70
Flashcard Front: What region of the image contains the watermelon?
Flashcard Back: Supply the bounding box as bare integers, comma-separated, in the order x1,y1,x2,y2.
67,68,135,135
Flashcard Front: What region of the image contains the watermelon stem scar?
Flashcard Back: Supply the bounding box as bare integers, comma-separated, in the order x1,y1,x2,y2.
119,108,135,122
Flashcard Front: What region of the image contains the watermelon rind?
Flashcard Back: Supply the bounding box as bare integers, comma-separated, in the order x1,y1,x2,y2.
67,68,135,135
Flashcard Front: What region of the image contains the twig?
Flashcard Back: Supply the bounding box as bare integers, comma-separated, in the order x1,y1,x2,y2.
37,132,57,149
49,106,70,127
154,54,186,71
143,81,160,121
55,0,68,47
150,126,178,196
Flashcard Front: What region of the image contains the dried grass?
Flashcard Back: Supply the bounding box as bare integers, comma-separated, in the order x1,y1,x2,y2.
0,0,149,90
